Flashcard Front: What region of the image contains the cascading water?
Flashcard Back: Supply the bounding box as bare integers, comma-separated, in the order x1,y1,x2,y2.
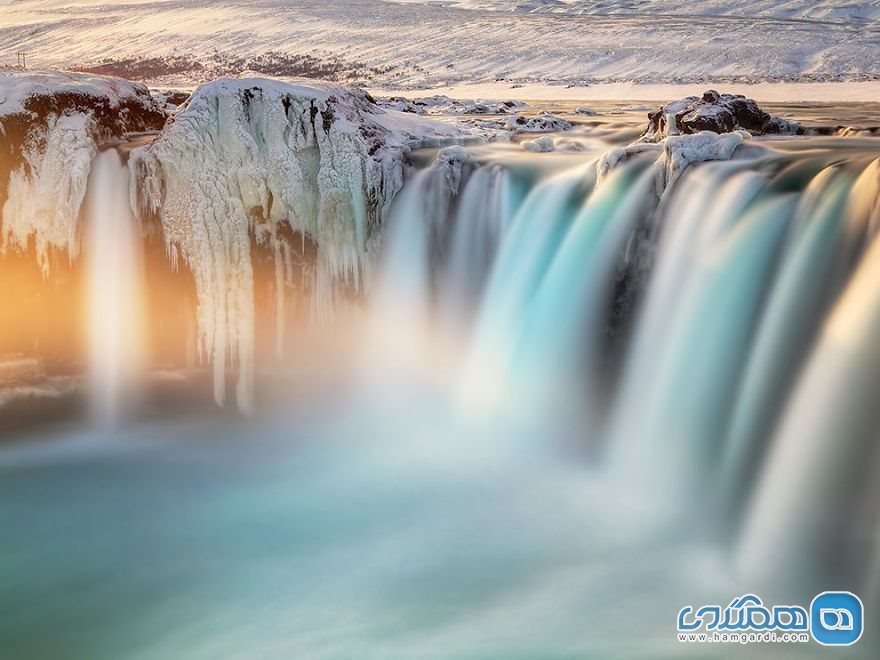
83,149,146,428
372,137,880,616
4,120,880,658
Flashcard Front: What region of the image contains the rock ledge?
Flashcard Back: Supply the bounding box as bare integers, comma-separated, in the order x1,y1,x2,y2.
639,90,801,142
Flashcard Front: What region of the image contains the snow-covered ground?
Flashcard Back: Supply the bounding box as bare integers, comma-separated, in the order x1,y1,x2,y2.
1,0,879,96
373,80,880,103
396,0,880,22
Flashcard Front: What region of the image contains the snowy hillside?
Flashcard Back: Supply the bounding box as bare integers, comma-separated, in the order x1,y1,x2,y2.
1,0,879,88
401,0,880,22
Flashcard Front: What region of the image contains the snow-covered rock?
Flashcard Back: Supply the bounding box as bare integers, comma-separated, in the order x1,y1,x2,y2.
521,135,591,152
575,106,597,116
0,70,165,274
441,99,530,115
659,130,747,187
378,96,427,114
554,137,593,152
131,77,469,411
428,145,472,195
151,89,192,113
639,90,801,143
376,95,529,116
506,111,572,133
521,135,556,152
598,130,751,190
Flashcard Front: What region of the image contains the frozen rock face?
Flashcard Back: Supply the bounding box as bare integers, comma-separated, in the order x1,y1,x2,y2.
0,71,165,274
131,78,464,412
639,90,801,143
598,130,752,192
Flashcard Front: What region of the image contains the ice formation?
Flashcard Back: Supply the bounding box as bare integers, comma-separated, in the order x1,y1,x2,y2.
659,131,747,187
597,130,749,191
131,78,468,411
2,113,96,273
0,71,165,273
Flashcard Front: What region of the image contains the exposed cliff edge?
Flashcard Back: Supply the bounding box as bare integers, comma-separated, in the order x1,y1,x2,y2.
0,70,166,273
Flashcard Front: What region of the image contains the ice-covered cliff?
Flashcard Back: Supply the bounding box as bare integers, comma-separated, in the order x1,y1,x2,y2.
0,71,165,274
131,78,469,411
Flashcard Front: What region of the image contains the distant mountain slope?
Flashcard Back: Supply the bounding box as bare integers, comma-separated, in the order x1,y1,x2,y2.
1,0,878,87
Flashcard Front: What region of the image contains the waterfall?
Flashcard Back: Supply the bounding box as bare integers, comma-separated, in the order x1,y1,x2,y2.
368,141,880,607
7,115,880,657
84,150,146,428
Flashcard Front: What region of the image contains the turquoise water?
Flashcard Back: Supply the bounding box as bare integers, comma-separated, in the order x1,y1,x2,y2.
0,399,857,660
3,135,880,659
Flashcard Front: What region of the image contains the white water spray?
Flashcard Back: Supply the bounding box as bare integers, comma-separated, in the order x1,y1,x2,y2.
84,150,146,428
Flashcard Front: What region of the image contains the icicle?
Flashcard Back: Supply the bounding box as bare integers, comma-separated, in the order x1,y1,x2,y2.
1,113,97,273
130,79,409,411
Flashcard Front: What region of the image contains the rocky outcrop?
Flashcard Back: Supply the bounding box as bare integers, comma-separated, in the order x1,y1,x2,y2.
0,71,166,272
639,90,802,142
0,71,165,135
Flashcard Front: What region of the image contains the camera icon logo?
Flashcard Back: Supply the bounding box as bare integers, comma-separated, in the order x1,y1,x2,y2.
810,591,863,646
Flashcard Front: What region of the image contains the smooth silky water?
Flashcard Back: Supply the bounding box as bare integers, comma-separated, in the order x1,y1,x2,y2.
84,150,147,428
1,110,880,659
